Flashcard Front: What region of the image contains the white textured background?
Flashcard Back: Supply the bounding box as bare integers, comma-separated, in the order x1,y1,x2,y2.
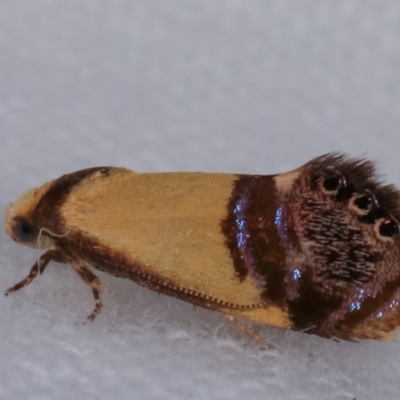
1,1,400,399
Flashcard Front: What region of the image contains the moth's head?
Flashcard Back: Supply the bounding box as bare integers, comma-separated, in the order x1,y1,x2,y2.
5,181,56,250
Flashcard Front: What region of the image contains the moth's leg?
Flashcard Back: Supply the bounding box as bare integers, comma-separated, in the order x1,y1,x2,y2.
226,315,266,350
72,261,103,321
5,249,67,295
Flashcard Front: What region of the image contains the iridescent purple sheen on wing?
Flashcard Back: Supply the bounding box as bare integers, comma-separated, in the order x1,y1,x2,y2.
221,175,288,303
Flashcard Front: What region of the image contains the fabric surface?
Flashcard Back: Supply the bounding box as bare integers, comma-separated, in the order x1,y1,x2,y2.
1,1,400,399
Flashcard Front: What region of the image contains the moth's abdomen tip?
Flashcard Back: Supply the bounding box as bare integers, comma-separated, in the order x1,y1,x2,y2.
284,154,400,339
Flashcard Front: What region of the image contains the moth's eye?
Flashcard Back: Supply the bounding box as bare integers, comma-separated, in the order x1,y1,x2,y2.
354,193,376,211
322,174,344,192
379,218,400,238
14,219,36,242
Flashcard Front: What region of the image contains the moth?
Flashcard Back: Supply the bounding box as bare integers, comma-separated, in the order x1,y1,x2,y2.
5,154,400,341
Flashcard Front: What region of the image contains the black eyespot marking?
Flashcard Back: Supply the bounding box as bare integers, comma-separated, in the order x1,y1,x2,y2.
321,171,354,202
13,219,36,242
323,175,342,192
354,194,374,210
379,219,400,237
306,153,400,221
